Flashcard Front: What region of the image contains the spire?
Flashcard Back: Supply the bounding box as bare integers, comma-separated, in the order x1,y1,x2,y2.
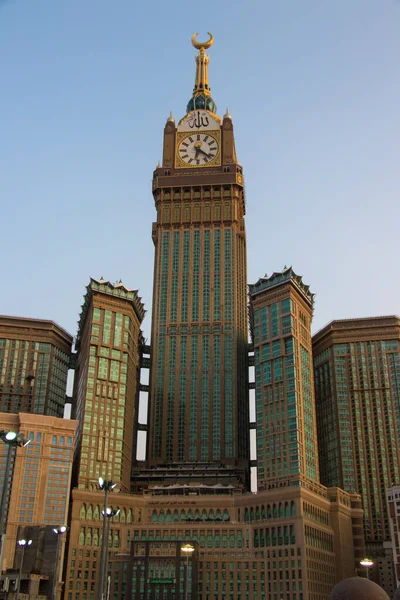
186,33,217,114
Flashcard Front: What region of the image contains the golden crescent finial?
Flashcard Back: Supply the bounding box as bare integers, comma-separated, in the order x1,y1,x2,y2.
191,32,214,50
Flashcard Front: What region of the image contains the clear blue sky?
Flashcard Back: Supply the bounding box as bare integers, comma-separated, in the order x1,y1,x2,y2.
1,0,399,341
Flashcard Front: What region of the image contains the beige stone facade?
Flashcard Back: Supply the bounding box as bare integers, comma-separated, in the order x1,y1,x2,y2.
0,316,72,417
64,479,364,600
0,412,77,598
313,316,400,596
71,278,145,494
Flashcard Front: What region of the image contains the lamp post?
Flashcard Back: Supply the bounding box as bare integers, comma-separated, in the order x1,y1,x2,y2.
181,544,194,600
52,526,67,600
102,508,119,600
360,557,374,579
97,478,116,600
0,431,30,574
16,538,32,600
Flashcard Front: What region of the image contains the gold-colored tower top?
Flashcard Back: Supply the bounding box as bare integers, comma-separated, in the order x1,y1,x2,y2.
191,31,214,50
186,32,217,114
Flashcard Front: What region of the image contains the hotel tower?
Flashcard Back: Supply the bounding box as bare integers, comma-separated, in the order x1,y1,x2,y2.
143,32,249,489
62,35,366,600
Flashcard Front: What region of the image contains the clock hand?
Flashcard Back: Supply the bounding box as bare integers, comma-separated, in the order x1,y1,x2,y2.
197,146,213,159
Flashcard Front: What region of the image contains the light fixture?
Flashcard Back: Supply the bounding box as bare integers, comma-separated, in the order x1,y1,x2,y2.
181,544,195,600
52,526,67,600
360,557,374,579
97,477,117,600
53,525,67,535
101,508,120,518
0,430,30,574
16,539,32,600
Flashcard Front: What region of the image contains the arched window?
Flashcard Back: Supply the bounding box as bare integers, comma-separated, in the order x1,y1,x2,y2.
93,529,99,547
271,527,277,546
284,526,289,545
290,524,295,544
87,505,93,520
86,528,92,546
260,530,265,547
254,530,259,548
277,527,283,545
93,505,100,520
78,528,85,546
290,501,296,516
127,509,133,523
151,511,158,523
80,504,86,519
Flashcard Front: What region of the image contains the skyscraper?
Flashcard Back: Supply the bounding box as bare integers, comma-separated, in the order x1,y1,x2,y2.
146,33,249,487
0,316,72,418
313,316,400,595
249,268,319,490
0,411,77,594
71,278,145,493
63,36,367,600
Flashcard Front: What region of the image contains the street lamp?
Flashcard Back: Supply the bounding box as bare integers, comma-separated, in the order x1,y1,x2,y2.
101,508,120,600
181,544,194,600
16,538,32,600
97,478,117,600
360,557,374,579
52,526,67,600
0,431,30,574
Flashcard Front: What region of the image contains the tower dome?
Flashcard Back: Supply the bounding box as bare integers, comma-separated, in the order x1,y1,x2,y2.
328,577,390,600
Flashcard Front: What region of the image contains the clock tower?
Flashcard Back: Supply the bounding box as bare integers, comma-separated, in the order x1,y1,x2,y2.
146,34,249,489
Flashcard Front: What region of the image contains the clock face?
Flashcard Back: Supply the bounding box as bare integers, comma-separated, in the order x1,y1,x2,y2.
177,132,219,167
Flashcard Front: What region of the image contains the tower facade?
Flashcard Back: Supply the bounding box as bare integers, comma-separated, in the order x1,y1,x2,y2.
63,37,367,600
249,268,319,490
0,316,72,417
0,411,77,584
147,34,249,486
313,316,400,594
72,278,145,493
